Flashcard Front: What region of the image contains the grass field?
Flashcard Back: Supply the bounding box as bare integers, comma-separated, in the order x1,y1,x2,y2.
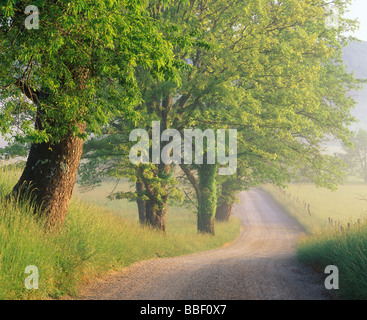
262,184,367,232
74,178,220,237
263,183,367,299
0,166,241,300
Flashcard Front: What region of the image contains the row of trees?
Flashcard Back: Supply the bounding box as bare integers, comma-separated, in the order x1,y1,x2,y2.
0,0,363,234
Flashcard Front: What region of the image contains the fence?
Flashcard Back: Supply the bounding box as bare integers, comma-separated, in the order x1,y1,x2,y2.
277,187,312,216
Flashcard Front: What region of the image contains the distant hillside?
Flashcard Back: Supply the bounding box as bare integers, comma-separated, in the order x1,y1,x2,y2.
343,41,367,131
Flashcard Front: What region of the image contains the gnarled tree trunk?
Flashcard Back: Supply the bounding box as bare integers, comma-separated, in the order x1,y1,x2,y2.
145,195,167,232
142,163,170,232
10,79,87,230
139,100,172,231
11,127,84,230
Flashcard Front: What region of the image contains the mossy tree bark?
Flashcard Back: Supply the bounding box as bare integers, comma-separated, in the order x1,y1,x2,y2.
139,157,171,232
143,163,170,232
215,180,235,222
140,95,172,231
197,164,217,235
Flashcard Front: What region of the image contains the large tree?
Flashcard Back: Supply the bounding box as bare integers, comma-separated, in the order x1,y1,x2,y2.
76,0,361,235
78,125,183,230
0,0,176,229
164,0,361,233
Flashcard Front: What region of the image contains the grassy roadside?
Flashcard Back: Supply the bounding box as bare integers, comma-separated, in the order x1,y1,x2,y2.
262,184,367,299
0,166,241,300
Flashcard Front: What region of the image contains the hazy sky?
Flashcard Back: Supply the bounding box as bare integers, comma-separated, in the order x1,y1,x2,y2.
346,0,367,41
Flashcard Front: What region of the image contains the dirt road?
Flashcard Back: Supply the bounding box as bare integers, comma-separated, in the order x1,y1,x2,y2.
78,189,329,300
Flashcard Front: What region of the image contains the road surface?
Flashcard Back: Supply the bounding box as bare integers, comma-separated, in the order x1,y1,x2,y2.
78,189,329,300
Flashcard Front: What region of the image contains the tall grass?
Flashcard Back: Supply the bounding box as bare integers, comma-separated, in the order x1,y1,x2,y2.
0,165,241,300
297,223,367,299
263,184,367,299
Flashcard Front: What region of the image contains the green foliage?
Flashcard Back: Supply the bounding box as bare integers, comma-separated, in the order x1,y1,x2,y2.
77,0,363,233
139,0,362,195
216,176,241,207
79,131,184,205
0,142,29,159
189,0,361,190
0,0,177,143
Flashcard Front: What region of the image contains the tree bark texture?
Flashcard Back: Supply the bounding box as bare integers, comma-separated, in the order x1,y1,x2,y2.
215,202,232,222
197,164,217,235
12,128,84,230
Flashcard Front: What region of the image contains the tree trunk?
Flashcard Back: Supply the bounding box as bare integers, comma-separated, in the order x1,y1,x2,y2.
145,191,167,232
139,92,172,231
215,179,236,222
136,180,147,224
215,202,232,222
143,163,170,232
197,164,217,235
11,129,84,230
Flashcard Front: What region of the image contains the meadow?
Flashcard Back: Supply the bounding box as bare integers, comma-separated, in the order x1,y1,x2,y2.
0,165,241,300
263,183,367,299
262,184,367,232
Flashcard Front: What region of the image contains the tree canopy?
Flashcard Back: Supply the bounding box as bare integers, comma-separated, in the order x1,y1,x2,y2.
76,0,363,234
0,0,176,143
0,0,363,232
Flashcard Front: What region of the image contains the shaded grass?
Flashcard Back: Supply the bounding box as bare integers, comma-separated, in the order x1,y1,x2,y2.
262,184,367,299
0,166,241,300
297,223,367,300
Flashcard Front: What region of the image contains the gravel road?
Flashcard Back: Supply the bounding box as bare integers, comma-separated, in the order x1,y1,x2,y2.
78,189,329,300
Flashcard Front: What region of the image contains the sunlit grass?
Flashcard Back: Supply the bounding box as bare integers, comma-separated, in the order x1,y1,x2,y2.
74,179,227,237
262,184,367,232
0,165,241,300
263,183,367,299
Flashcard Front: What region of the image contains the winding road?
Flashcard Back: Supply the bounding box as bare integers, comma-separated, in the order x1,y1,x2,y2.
78,189,329,300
